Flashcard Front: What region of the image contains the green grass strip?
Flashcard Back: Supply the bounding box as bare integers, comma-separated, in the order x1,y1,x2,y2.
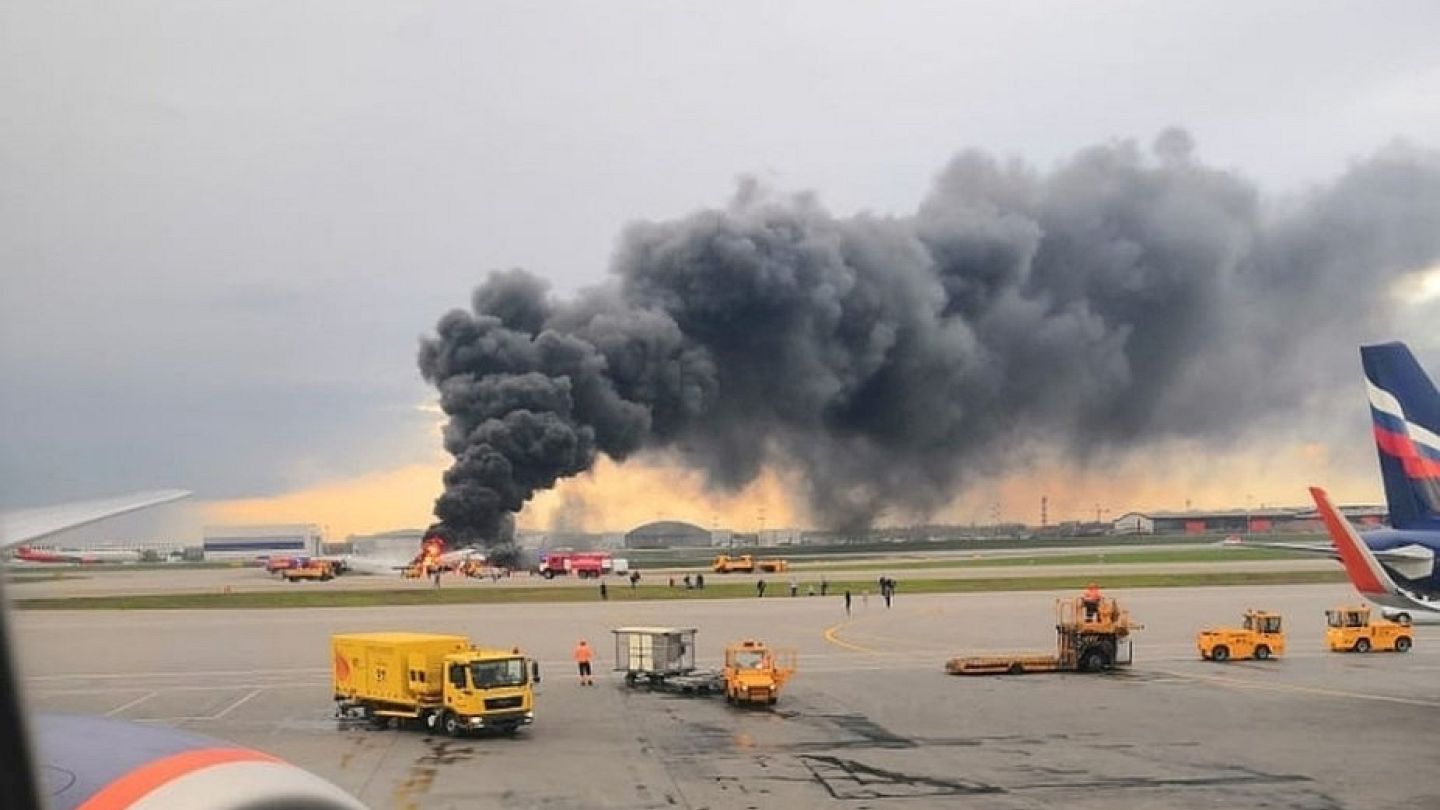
11,570,1348,611
789,546,1307,572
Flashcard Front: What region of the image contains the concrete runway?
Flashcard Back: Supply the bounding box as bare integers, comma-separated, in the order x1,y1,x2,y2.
13,583,1440,809
5,555,1336,598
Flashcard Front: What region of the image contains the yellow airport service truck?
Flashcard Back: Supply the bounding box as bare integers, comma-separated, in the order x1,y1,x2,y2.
712,554,755,573
282,560,337,582
946,596,1140,675
332,632,537,736
1196,610,1285,661
722,639,796,705
711,554,789,574
1325,605,1414,653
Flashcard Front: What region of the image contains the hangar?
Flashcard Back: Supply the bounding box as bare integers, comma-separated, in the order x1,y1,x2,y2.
625,520,712,549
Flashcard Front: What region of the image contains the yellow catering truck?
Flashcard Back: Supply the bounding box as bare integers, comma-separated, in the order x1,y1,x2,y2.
332,632,537,736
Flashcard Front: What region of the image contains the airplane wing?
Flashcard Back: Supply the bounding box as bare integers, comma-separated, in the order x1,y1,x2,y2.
1218,534,1433,568
1,490,192,549
0,491,370,810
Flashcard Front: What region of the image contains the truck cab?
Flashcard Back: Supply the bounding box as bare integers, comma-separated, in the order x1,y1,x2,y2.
438,650,536,735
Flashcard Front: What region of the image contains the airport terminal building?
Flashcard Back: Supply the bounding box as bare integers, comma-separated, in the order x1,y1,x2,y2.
201,524,322,560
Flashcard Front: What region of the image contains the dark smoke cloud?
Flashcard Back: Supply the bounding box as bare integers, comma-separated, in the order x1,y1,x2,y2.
420,131,1440,549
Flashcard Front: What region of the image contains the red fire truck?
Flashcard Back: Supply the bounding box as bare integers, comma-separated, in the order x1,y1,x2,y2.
536,551,613,579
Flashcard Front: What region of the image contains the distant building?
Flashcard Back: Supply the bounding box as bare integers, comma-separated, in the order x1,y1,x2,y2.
625,520,712,549
1111,505,1386,535
347,529,426,557
202,524,321,559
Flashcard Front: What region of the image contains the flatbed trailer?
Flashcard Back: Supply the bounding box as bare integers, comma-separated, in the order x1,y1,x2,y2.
946,654,1067,675
946,596,1139,676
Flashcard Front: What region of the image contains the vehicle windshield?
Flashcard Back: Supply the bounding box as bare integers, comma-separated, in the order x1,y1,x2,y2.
470,658,527,689
733,650,766,669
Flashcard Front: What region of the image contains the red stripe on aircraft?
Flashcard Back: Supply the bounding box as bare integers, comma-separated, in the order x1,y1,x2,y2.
1372,425,1440,478
75,747,279,810
1311,486,1387,596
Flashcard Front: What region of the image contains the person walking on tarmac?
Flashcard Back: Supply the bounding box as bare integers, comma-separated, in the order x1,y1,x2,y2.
573,639,595,686
756,578,766,598
1081,582,1102,620
844,589,852,616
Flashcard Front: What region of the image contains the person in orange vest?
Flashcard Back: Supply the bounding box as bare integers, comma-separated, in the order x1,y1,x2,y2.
1081,582,1102,620
573,639,594,686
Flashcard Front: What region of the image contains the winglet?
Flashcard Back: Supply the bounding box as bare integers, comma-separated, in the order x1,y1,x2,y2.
1310,486,1398,597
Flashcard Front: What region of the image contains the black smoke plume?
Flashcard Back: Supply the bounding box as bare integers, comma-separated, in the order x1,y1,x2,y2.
420,130,1440,552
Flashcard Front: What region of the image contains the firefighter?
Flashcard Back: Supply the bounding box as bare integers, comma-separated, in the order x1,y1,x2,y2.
573,639,594,686
1082,582,1102,620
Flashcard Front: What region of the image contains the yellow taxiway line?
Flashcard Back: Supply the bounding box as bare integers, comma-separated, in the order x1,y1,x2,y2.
822,618,878,653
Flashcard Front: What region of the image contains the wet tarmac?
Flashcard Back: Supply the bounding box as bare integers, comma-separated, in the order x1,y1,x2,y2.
13,583,1440,809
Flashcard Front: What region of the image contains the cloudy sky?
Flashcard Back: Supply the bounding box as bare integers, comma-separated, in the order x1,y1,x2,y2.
3,2,1439,537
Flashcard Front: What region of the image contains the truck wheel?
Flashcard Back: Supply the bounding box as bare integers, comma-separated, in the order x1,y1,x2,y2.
442,712,462,737
1211,645,1230,662
1007,663,1024,675
542,570,555,580
1080,647,1110,672
1396,636,1413,652
1254,645,1271,660
1354,638,1372,653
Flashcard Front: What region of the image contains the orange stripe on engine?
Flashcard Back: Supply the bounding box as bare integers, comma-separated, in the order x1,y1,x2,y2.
75,748,280,810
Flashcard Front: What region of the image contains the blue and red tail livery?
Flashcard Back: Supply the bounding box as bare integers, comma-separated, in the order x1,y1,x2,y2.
1362,342,1440,531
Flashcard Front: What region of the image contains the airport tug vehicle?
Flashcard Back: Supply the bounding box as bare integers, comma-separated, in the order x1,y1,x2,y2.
1196,610,1285,661
613,627,797,705
946,596,1140,675
1324,605,1414,653
722,639,796,705
332,633,537,736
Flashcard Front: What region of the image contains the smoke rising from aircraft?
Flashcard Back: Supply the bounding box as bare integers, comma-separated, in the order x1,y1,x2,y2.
419,130,1440,553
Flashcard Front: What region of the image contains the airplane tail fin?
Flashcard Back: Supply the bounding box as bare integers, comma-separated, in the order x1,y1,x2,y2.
1310,486,1400,599
1361,342,1440,531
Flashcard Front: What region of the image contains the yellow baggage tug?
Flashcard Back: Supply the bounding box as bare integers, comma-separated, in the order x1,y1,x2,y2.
1325,605,1414,653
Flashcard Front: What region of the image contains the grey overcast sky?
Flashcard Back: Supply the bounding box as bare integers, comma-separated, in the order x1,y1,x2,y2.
2,2,1439,510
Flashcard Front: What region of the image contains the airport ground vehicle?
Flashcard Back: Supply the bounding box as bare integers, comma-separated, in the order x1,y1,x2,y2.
712,554,789,573
712,554,754,573
1325,605,1414,653
282,560,336,581
537,550,613,579
946,596,1140,675
722,639,796,705
264,555,303,574
332,632,536,736
1197,610,1285,661
613,627,797,704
